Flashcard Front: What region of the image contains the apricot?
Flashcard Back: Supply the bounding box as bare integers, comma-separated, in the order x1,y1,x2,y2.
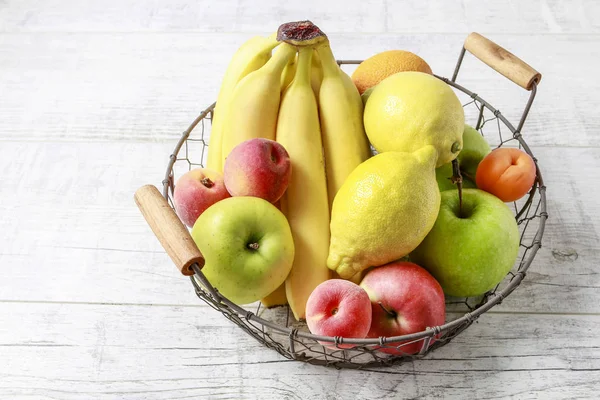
475,147,536,202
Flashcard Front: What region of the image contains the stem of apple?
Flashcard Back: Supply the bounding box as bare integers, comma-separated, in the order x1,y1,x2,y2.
378,302,397,318
451,158,464,217
462,171,475,182
247,243,260,250
201,177,214,188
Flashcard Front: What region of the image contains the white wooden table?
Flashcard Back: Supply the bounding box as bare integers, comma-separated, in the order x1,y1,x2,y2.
1,1,599,398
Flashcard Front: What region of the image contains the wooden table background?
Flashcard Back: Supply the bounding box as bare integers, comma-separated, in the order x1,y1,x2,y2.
1,1,599,398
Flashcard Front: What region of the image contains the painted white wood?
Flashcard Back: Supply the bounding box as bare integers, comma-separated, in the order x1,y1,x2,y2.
0,142,596,314
1,0,599,398
0,32,597,147
1,0,598,34
1,303,599,399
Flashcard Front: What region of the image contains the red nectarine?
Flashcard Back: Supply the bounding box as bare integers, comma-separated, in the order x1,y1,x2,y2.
173,168,230,228
305,279,372,349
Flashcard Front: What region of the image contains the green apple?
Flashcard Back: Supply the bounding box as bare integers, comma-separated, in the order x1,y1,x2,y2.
436,124,491,191
410,189,520,297
361,85,376,107
191,196,294,304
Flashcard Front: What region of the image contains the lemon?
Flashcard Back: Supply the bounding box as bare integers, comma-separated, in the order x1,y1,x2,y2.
364,71,465,167
351,50,433,94
327,146,441,279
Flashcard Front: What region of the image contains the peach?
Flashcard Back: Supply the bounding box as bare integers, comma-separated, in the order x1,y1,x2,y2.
305,279,372,349
223,138,291,203
173,168,230,228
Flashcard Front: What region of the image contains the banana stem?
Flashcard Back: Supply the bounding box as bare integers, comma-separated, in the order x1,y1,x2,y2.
267,43,297,74
277,20,327,46
294,46,313,87
315,42,339,77
451,158,464,217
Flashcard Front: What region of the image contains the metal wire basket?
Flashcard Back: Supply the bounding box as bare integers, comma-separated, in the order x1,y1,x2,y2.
137,33,547,369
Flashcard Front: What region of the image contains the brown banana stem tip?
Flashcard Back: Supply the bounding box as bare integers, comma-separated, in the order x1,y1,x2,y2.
277,20,327,46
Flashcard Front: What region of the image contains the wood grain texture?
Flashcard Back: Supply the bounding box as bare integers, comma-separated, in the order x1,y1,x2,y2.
1,0,599,398
464,32,542,90
0,142,598,314
0,303,599,399
0,32,596,147
134,185,204,276
1,0,598,34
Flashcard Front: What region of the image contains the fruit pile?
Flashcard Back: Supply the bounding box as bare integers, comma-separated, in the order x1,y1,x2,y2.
172,21,537,356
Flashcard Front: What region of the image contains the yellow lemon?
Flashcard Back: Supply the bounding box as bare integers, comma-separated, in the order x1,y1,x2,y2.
327,146,441,279
364,71,464,167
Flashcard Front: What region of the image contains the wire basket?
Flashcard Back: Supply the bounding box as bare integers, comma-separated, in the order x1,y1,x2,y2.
142,33,548,369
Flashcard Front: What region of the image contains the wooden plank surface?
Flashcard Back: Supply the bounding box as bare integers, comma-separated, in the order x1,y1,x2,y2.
1,0,598,34
0,32,598,147
1,142,597,314
1,0,599,398
1,303,599,399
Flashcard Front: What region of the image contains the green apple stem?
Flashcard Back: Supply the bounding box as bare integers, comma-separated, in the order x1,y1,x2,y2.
451,158,464,217
378,302,397,318
247,242,260,250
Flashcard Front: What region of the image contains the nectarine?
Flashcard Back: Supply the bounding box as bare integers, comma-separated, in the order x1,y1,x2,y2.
306,279,372,349
224,138,291,203
173,168,230,228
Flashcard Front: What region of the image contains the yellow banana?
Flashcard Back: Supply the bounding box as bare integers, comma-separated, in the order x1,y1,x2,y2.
221,43,297,165
261,200,288,308
316,41,372,209
280,54,297,92
281,49,322,96
206,34,280,172
276,46,331,321
260,282,288,308
310,49,323,99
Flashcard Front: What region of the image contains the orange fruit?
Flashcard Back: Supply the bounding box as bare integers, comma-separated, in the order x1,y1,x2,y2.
351,50,433,94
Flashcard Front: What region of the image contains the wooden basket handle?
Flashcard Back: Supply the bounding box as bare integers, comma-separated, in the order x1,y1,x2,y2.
134,185,204,276
464,32,542,90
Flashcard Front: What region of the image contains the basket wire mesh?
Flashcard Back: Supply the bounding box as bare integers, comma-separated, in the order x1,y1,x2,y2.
159,50,547,369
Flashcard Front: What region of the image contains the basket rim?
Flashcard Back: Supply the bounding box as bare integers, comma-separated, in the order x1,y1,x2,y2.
161,65,548,348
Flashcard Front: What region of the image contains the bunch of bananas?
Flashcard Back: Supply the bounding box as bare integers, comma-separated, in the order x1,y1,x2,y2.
206,21,371,320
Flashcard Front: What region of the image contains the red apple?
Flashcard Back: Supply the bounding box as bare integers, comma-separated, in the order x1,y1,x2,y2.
360,261,445,355
173,168,230,228
305,279,372,349
223,138,291,203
